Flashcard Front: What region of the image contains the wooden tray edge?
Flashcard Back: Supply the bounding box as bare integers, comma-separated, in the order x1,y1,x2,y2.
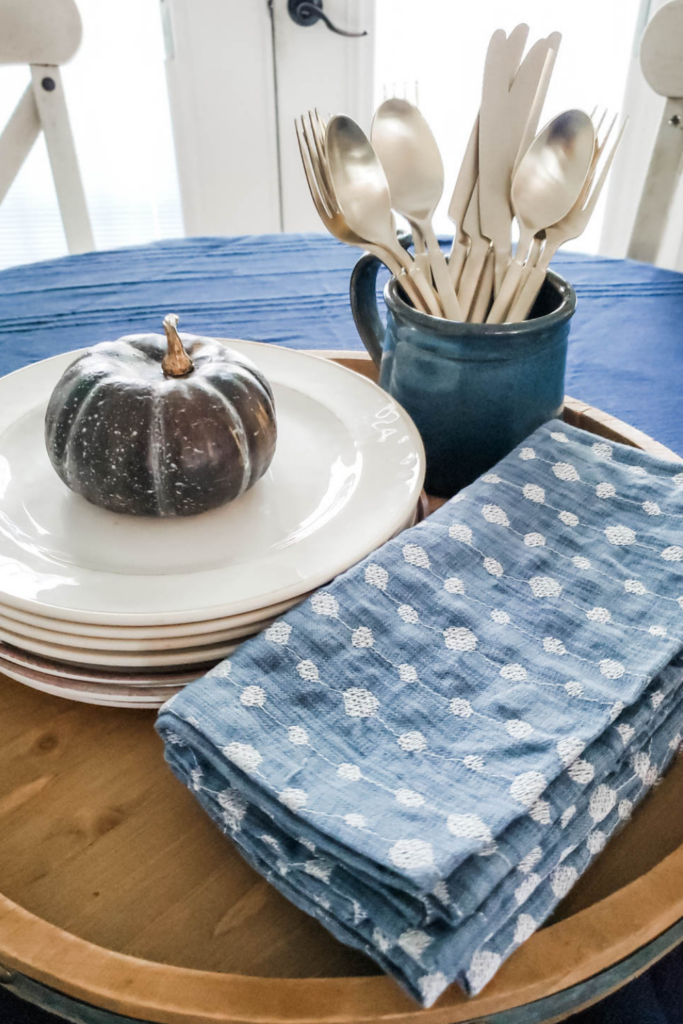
1,349,683,1024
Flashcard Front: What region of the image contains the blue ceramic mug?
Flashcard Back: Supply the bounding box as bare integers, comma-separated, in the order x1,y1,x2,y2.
350,254,577,496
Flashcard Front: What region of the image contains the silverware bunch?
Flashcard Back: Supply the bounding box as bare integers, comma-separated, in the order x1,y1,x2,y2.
296,24,626,325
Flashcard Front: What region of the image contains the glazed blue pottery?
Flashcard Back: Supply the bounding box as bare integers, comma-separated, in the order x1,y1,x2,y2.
350,254,577,496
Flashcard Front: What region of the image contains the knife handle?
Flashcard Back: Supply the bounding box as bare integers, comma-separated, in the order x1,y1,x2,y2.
506,265,546,323
448,238,469,288
487,258,524,323
423,224,462,321
457,236,490,320
469,247,495,323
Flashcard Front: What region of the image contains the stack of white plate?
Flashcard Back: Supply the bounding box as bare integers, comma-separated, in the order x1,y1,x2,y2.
0,341,425,707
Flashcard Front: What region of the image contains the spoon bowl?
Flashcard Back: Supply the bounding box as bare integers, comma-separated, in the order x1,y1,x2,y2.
370,100,461,319
326,114,444,317
372,98,444,223
512,109,595,250
486,109,594,323
325,115,398,253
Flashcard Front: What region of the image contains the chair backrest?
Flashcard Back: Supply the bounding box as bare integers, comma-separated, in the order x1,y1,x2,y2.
628,0,683,263
0,0,82,65
0,0,94,254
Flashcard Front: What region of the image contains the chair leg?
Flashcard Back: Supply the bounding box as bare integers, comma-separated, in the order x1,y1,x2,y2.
30,64,94,254
0,84,41,205
627,96,683,265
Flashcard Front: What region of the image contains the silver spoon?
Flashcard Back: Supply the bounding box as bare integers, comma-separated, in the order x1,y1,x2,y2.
326,114,443,318
371,99,461,320
486,109,595,323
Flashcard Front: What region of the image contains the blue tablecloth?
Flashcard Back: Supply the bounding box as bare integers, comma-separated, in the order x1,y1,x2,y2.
0,235,682,457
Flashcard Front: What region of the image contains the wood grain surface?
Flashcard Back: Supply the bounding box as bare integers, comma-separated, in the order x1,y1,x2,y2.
0,351,682,1024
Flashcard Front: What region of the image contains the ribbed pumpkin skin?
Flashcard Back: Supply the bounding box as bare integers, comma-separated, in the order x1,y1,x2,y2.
45,334,277,516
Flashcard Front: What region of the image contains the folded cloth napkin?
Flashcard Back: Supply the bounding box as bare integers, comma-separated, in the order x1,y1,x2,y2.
157,420,683,1006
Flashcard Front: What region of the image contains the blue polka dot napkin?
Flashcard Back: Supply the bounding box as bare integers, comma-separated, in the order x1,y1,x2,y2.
157,420,683,1006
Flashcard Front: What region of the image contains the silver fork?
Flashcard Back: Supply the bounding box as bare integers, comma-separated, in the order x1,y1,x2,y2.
295,111,429,313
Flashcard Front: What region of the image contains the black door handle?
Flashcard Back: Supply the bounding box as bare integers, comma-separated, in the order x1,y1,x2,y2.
287,0,367,37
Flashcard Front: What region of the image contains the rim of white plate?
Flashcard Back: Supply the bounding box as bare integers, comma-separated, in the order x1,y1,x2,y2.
0,341,425,625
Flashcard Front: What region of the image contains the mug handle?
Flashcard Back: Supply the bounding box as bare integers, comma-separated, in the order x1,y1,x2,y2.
349,252,384,368
349,233,413,369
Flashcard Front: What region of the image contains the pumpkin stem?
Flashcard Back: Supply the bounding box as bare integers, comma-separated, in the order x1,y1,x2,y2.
162,314,194,378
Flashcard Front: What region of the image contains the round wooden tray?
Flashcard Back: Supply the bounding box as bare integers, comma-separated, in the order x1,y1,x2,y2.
1,351,683,1024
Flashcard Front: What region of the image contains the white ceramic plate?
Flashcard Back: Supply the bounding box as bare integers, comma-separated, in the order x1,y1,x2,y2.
0,503,417,642
0,662,174,707
0,655,183,699
0,342,424,626
0,624,239,668
0,592,306,640
0,610,273,651
0,642,208,684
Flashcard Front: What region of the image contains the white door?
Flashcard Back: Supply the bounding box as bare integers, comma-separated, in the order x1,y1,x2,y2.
164,0,661,258
162,0,375,235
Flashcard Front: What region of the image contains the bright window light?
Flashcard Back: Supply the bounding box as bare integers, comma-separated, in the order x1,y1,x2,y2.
374,1,643,253
0,0,183,269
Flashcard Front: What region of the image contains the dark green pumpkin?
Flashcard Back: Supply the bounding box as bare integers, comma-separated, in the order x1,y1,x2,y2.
45,315,277,517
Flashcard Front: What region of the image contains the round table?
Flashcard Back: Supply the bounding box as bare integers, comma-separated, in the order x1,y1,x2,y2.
1,238,683,1024
0,236,682,459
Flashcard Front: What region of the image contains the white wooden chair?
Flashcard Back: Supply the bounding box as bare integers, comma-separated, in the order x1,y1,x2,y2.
0,0,94,254
628,0,683,264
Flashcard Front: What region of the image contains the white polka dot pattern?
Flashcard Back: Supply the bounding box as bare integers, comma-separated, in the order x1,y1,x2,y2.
240,685,266,707
158,418,683,1008
483,557,504,577
447,813,492,842
397,731,427,752
500,663,527,682
559,510,579,526
553,462,580,481
514,913,537,943
443,627,478,651
529,576,562,598
482,504,510,526
550,864,577,897
396,788,425,807
596,482,615,499
523,483,545,503
389,839,434,870
449,522,472,543
510,771,547,806
398,664,418,682
398,604,419,624
365,564,389,590
343,688,379,717
223,742,262,773
279,788,307,810
297,660,319,681
450,697,473,718
403,544,430,568
288,726,308,746
506,719,533,739
311,593,338,617
266,622,291,644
